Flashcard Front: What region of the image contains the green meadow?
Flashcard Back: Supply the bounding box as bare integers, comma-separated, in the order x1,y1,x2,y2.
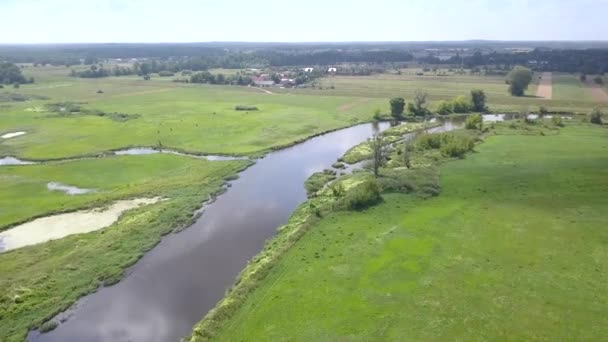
1,64,607,342
0,154,249,342
206,123,608,341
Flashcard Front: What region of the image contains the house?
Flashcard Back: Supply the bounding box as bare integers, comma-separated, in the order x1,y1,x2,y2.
252,76,275,87
327,67,337,73
303,67,314,72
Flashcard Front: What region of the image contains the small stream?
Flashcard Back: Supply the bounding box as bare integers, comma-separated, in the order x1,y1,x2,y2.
27,115,501,342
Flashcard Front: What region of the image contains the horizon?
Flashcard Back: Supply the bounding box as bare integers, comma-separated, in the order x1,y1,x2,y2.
2,0,608,44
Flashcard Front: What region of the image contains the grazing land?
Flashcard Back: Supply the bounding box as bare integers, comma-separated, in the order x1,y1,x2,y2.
203,123,608,341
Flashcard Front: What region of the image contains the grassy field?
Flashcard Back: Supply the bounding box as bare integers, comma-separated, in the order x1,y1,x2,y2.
0,66,382,159
0,154,249,228
0,155,249,342
295,72,605,114
207,123,608,341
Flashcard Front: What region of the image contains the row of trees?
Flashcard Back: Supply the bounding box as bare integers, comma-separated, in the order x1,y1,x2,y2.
389,90,487,119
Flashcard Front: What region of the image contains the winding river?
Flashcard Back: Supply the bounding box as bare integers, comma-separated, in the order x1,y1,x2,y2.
29,122,397,342
22,113,532,341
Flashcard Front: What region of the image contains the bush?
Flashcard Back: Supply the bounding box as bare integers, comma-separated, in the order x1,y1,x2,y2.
436,100,453,115
39,321,58,333
552,116,564,127
539,106,549,115
594,76,604,85
158,71,175,77
465,113,483,130
440,137,474,158
235,105,258,111
589,108,603,125
416,133,442,150
451,95,471,113
416,132,475,158
341,179,382,210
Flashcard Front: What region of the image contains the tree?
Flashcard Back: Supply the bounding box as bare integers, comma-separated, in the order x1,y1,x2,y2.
0,62,27,85
470,89,487,112
411,90,429,117
390,97,405,119
507,66,533,96
594,76,604,85
369,133,390,177
589,108,603,125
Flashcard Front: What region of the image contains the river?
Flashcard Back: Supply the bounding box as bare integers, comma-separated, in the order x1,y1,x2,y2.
29,122,395,342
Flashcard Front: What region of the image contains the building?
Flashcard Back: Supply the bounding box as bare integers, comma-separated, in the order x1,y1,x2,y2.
304,67,314,72
327,67,337,73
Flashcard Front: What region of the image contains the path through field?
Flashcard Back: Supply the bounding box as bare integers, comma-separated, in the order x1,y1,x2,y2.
536,72,553,99
584,80,608,103
251,86,275,95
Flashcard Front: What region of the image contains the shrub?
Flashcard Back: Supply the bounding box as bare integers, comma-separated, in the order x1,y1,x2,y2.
451,95,471,113
158,71,175,77
594,76,604,85
539,106,549,115
440,137,474,158
436,100,453,115
39,321,58,333
341,179,382,210
465,113,483,130
589,108,603,125
373,108,382,121
416,132,475,158
552,116,564,127
416,133,442,150
235,105,259,111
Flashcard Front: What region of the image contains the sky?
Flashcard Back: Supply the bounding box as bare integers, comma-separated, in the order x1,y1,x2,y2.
1,0,607,43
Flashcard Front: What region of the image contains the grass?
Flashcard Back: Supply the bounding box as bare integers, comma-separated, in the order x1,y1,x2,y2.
0,154,249,229
283,72,606,114
0,66,382,159
0,155,250,342
201,123,608,341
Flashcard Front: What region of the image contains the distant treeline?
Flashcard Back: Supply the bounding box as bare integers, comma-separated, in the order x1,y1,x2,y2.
421,50,608,74
4,43,608,75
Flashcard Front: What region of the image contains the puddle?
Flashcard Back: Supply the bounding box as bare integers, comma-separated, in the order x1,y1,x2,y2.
47,182,96,195
0,197,163,253
0,157,35,166
1,131,27,139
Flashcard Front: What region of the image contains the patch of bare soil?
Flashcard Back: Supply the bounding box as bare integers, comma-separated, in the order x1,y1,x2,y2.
536,72,553,100
584,80,608,103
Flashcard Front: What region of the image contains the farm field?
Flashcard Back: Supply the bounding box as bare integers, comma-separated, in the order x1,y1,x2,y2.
296,71,605,113
209,123,608,341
